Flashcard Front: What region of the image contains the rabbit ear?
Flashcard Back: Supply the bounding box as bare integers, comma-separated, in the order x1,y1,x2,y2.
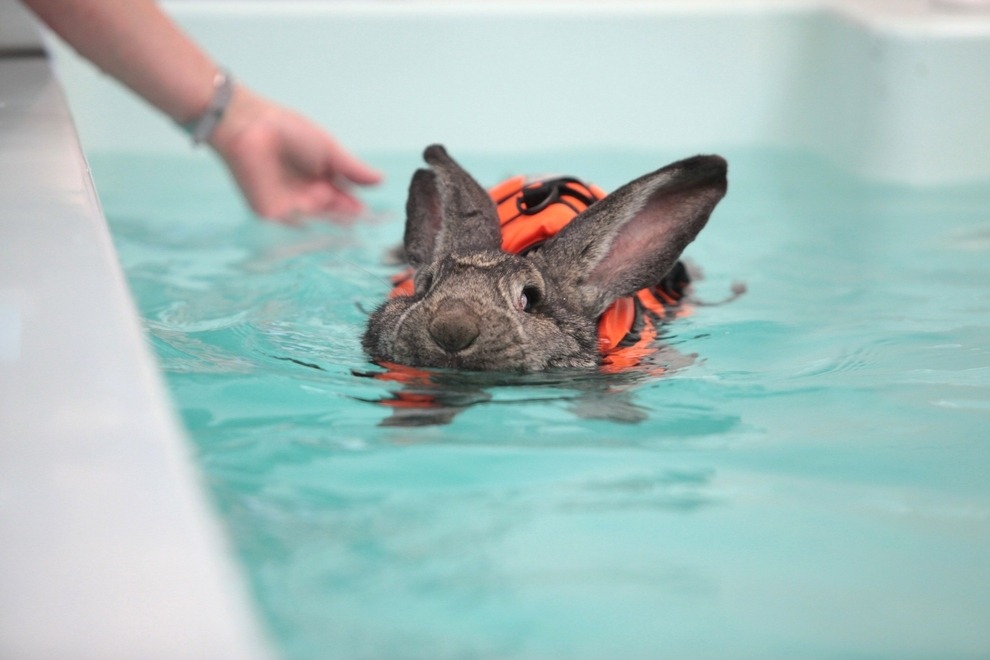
422,144,503,256
403,168,443,267
540,155,728,316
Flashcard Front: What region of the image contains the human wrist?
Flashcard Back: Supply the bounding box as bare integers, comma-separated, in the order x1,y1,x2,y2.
178,69,236,144
178,68,233,144
205,84,269,156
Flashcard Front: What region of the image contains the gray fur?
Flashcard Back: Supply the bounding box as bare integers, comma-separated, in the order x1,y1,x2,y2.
363,145,728,372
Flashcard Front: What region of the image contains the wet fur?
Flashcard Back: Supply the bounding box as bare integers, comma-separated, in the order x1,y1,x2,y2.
363,145,728,372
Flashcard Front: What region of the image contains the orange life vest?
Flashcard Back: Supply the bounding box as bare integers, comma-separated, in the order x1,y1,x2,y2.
390,175,691,371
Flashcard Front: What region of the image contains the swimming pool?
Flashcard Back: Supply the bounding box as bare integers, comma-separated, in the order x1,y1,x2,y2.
9,0,990,656
90,144,990,656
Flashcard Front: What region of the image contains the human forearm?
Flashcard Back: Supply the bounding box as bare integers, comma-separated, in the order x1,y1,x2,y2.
24,0,382,220
23,0,216,124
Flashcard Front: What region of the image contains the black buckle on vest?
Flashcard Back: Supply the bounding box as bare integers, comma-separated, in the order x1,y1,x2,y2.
516,177,600,216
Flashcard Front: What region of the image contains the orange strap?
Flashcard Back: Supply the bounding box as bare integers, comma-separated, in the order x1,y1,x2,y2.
492,176,607,253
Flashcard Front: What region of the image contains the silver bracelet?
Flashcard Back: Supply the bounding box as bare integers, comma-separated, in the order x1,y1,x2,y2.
182,69,235,144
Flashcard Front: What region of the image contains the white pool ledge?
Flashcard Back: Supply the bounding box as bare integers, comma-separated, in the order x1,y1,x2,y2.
0,44,271,660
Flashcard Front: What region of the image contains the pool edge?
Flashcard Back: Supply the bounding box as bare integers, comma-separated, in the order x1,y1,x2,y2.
0,49,274,660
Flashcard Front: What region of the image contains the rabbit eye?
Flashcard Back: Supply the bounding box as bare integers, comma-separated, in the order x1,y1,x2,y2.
518,285,542,312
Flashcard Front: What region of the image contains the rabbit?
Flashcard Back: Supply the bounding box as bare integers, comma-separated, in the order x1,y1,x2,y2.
362,144,728,372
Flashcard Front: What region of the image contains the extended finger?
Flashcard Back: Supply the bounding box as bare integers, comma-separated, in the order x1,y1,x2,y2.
320,135,383,186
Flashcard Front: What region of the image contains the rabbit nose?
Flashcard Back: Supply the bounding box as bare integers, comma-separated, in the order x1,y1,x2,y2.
428,301,481,353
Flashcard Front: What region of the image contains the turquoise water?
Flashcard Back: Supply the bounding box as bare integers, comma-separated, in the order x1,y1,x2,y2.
92,149,990,657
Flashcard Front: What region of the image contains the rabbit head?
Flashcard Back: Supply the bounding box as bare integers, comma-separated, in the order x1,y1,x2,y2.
362,145,727,372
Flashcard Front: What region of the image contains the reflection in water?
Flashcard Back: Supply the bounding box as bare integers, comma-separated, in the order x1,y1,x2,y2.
353,342,699,427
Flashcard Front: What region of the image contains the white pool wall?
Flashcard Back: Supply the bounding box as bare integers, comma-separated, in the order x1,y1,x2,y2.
0,4,272,659
56,0,990,185
2,1,988,657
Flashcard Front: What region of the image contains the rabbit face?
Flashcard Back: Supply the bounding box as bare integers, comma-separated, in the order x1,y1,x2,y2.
363,145,727,372
366,249,599,370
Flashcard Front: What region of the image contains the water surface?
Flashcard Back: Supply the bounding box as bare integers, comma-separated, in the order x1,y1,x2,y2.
92,149,990,658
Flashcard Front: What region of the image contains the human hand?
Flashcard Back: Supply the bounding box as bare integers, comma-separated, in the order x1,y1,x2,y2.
208,86,382,222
